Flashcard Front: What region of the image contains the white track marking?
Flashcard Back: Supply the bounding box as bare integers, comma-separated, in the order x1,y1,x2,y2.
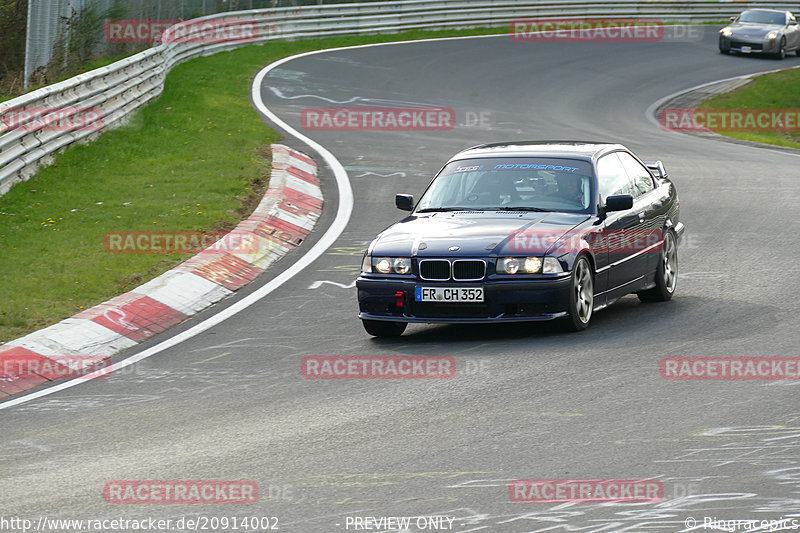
0,32,513,410
308,280,357,289
267,86,361,103
355,171,407,178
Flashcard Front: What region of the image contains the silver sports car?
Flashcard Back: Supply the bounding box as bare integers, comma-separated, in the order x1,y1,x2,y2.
719,9,800,58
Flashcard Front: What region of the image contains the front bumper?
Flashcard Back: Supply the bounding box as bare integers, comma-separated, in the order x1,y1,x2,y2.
720,35,777,54
357,276,571,324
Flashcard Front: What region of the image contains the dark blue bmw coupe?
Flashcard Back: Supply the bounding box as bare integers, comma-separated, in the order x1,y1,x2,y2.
357,141,685,337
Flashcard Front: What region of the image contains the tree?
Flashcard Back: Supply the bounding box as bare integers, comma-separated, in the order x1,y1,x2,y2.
0,0,27,87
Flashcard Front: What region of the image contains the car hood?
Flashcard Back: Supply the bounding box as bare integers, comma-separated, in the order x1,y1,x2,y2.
370,212,591,257
724,22,783,39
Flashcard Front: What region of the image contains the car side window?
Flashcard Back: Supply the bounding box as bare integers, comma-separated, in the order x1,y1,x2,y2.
617,151,655,197
596,153,634,201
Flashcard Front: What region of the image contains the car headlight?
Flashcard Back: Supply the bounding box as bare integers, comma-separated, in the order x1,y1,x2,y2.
497,256,542,274
766,31,779,39
364,256,412,275
391,257,412,274
721,29,732,37
498,257,519,274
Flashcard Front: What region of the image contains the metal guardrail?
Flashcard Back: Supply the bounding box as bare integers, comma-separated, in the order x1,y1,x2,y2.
1,0,797,195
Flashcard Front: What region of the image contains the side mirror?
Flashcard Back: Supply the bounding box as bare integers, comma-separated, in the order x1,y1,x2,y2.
605,195,634,212
730,16,736,22
395,193,414,211
790,19,798,25
644,160,668,179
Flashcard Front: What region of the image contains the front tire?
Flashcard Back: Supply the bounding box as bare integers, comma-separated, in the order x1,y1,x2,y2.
638,230,678,302
362,319,407,337
775,37,787,59
565,255,594,331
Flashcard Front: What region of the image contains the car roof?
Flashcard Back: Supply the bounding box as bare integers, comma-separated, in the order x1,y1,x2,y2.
741,8,788,14
448,141,628,164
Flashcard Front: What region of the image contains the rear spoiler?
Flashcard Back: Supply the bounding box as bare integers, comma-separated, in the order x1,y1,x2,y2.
644,160,667,179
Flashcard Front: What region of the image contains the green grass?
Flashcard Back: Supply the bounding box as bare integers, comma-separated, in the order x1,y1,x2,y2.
699,67,800,149
0,26,518,342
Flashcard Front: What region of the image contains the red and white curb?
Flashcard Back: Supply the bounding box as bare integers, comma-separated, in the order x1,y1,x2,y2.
0,144,321,397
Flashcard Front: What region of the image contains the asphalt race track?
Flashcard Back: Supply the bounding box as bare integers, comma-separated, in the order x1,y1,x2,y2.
2,28,800,532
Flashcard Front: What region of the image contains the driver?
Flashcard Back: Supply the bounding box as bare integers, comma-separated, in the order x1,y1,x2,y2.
469,173,519,205
554,175,584,206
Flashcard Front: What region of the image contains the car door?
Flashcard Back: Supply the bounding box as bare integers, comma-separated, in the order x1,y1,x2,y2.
596,152,647,294
787,13,800,48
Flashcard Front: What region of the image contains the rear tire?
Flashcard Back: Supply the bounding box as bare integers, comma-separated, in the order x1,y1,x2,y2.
638,230,677,302
565,255,594,331
362,319,407,337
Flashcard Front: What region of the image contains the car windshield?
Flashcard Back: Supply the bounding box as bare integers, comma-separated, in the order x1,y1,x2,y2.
738,10,785,25
416,157,595,213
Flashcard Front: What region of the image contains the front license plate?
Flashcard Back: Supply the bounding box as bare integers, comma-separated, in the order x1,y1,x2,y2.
415,286,484,303
740,46,752,53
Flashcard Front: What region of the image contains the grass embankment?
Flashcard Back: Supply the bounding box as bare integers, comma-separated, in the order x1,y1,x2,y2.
699,67,800,149
0,26,511,342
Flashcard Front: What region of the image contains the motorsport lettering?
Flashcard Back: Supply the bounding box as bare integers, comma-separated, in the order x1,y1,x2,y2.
493,163,579,172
